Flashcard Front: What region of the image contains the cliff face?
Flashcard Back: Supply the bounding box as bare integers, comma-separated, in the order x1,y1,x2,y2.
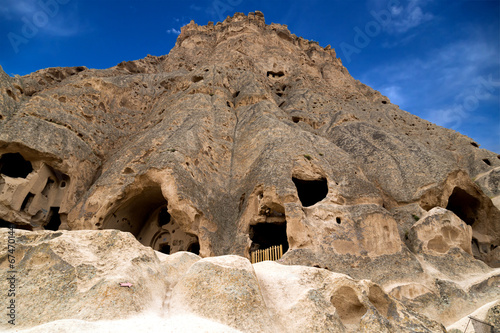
1,11,499,329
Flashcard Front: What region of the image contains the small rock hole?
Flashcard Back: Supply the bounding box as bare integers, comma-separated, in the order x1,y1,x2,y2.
6,89,16,101
191,76,203,83
267,71,285,78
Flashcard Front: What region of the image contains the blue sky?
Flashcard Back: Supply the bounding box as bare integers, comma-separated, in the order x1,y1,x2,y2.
1,0,499,152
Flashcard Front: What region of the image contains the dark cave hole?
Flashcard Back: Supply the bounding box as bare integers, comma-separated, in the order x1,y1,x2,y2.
187,241,200,255
191,76,203,83
250,222,288,253
336,217,341,224
0,219,14,229
6,89,16,100
471,142,479,148
482,159,491,166
233,91,240,98
0,219,32,230
292,116,300,123
381,100,387,104
0,153,33,178
45,207,61,231
159,244,171,255
292,177,328,207
267,71,285,78
158,207,171,227
21,193,35,211
446,187,480,226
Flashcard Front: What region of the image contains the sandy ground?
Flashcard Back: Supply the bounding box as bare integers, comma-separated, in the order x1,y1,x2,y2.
3,313,243,333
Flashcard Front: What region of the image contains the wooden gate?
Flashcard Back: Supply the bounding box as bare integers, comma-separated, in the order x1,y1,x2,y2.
251,244,283,264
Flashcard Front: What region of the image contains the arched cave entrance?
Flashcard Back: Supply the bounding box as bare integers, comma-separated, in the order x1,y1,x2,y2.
145,205,199,255
292,177,328,207
103,186,199,255
0,153,33,178
45,207,62,231
446,187,480,226
445,186,499,267
249,222,289,254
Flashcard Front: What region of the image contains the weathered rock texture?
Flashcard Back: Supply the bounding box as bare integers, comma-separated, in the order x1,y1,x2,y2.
1,229,447,332
1,11,499,330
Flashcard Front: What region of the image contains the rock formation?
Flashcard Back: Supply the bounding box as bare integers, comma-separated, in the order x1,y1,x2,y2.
0,11,499,332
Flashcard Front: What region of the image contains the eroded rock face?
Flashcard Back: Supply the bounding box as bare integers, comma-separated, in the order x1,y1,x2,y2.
0,10,499,330
0,229,446,332
408,207,473,256
0,229,169,329
1,11,498,264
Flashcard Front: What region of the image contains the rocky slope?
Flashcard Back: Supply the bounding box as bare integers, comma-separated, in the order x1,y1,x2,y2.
0,11,499,331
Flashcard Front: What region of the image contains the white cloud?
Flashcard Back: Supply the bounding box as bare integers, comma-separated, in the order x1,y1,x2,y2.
0,0,37,20
166,28,181,35
385,0,434,34
361,35,499,133
1,0,82,37
426,105,466,129
380,85,405,106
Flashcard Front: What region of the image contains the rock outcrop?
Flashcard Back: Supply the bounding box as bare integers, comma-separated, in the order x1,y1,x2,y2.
1,229,447,332
0,11,499,331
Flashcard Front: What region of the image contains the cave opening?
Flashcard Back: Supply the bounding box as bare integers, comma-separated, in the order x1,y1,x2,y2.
446,187,480,226
151,228,200,256
250,222,289,253
292,177,328,207
0,219,32,230
20,193,35,211
45,207,61,231
0,153,33,178
103,186,167,237
187,241,200,255
267,71,285,78
158,207,171,227
103,187,201,256
159,243,171,255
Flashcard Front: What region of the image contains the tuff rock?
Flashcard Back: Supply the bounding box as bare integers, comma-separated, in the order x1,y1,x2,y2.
0,11,499,331
0,229,446,332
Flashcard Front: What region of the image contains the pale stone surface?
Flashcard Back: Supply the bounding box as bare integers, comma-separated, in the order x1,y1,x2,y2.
10,315,244,333
408,207,473,255
0,229,447,332
253,261,445,332
168,255,277,333
0,229,169,330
